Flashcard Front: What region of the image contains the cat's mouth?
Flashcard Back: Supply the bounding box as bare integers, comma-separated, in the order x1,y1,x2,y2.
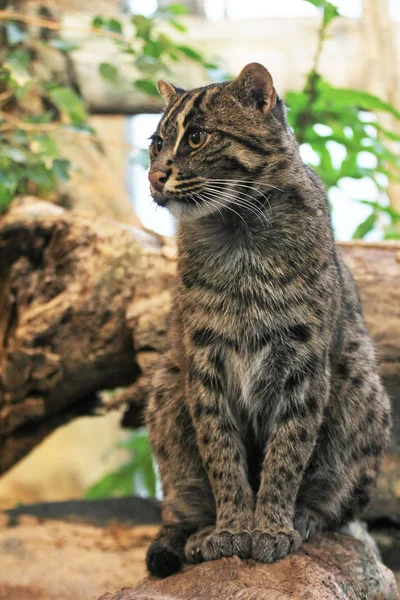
151,188,203,208
151,189,169,207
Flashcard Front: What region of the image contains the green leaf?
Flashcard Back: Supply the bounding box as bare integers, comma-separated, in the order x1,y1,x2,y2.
8,129,27,144
25,164,55,193
317,81,400,120
53,158,70,181
323,3,340,25
48,86,87,124
134,78,159,96
177,45,203,61
92,15,104,28
29,135,57,158
360,200,400,222
134,55,164,74
303,0,339,19
4,49,30,85
168,19,187,33
384,224,400,239
352,212,377,239
0,168,19,194
85,430,157,499
142,40,162,59
25,110,55,125
0,146,26,163
107,18,123,34
99,62,119,83
49,39,80,53
0,183,13,211
159,3,188,15
374,124,400,143
131,15,152,41
84,465,133,499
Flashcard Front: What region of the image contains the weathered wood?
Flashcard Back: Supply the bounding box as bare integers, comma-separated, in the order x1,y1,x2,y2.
0,197,175,474
0,505,159,600
100,530,398,600
339,241,400,391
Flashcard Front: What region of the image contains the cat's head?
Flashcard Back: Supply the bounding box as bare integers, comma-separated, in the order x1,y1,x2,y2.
148,63,290,221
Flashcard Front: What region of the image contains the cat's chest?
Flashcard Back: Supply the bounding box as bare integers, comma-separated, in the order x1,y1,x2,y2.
222,347,283,441
225,350,266,406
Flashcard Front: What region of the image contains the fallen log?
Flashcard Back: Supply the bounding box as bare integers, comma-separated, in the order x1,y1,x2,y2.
100,530,398,600
0,197,176,474
0,502,159,600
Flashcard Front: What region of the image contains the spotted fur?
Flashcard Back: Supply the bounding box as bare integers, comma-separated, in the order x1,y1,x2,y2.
145,63,391,577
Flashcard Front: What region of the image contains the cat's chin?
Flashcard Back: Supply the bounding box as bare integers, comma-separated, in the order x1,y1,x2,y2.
165,199,218,222
151,192,222,221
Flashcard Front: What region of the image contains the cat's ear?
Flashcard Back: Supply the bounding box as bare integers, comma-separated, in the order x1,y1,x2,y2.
228,63,277,114
157,80,184,104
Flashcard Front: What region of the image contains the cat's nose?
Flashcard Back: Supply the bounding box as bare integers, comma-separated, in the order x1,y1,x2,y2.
149,170,168,192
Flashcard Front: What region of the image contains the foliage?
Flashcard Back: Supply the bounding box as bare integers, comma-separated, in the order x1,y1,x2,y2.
84,429,157,499
287,0,400,239
0,3,214,211
92,4,217,97
0,18,88,208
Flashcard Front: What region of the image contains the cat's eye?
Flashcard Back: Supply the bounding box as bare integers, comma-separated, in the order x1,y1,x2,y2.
153,136,163,153
188,130,207,149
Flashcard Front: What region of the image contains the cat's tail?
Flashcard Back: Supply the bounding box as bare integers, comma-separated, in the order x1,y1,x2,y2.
146,523,197,578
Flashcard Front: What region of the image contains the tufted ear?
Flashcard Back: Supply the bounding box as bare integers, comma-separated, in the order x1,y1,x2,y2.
227,63,277,114
157,80,184,104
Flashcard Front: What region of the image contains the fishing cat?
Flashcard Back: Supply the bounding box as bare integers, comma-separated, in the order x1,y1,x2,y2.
145,63,391,578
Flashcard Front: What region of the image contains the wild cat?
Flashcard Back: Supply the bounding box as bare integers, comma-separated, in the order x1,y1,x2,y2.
144,63,391,578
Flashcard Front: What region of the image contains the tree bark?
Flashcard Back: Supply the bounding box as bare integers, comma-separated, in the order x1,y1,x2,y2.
100,528,398,600
0,499,397,600
54,124,140,225
0,197,176,474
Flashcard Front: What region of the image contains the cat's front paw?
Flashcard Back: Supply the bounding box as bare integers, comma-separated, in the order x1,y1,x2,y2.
201,529,252,561
251,528,301,563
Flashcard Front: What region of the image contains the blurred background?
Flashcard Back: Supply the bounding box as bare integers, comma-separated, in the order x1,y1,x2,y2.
0,0,399,511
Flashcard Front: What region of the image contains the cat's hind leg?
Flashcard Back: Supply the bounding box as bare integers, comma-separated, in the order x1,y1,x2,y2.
145,353,215,577
146,523,197,578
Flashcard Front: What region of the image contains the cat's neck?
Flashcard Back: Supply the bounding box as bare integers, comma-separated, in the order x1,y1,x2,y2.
177,172,333,271
179,192,272,250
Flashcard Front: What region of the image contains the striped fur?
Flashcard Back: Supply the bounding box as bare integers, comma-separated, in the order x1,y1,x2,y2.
145,63,391,578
